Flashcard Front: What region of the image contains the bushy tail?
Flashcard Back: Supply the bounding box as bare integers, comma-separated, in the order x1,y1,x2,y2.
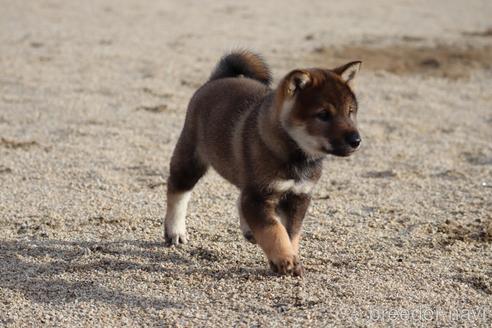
209,50,272,85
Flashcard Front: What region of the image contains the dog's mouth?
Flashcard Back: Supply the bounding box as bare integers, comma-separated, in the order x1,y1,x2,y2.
321,146,357,157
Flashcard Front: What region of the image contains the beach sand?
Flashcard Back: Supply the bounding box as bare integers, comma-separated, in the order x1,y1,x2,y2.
0,0,491,326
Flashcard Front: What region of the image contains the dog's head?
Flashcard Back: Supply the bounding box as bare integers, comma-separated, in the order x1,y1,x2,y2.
277,61,362,158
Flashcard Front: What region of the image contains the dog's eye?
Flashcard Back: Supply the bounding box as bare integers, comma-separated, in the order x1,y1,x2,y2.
348,106,357,116
316,111,332,122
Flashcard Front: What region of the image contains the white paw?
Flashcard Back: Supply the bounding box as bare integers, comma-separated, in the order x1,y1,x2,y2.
164,226,188,246
164,191,191,246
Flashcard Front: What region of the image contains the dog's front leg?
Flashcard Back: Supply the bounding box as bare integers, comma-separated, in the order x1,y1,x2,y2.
277,193,311,255
239,188,303,276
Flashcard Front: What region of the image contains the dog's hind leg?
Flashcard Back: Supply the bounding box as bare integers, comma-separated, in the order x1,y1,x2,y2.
165,136,208,246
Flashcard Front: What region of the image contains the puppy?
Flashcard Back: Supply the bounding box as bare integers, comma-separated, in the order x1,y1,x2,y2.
165,50,362,276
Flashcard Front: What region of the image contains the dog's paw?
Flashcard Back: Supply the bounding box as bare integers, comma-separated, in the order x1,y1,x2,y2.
242,231,256,244
269,255,304,277
164,228,188,246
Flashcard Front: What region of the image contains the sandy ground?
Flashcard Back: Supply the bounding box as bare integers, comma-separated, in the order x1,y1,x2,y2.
1,0,492,326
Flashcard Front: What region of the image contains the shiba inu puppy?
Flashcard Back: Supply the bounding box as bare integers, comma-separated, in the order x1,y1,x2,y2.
165,50,361,276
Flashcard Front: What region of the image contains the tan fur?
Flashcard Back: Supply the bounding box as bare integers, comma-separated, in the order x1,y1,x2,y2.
254,222,294,262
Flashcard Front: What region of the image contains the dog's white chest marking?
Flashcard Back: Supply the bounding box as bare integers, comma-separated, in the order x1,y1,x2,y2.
269,179,315,195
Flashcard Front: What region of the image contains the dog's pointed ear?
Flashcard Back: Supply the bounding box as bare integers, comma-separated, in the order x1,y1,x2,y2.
285,70,311,96
333,61,361,85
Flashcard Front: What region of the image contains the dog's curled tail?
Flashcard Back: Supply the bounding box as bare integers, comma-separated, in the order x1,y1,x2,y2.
209,50,272,85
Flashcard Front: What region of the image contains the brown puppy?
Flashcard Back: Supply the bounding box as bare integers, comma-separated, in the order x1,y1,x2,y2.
165,50,362,276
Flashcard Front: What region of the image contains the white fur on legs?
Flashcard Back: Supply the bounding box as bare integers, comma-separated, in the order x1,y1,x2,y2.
164,191,191,245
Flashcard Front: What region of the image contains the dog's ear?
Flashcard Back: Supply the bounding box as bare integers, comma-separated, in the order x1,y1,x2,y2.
333,61,361,85
285,70,311,96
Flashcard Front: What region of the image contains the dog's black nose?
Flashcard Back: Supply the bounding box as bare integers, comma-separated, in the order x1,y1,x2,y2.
345,132,361,149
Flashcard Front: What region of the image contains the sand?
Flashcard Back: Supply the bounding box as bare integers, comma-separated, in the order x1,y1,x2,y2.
0,0,491,326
